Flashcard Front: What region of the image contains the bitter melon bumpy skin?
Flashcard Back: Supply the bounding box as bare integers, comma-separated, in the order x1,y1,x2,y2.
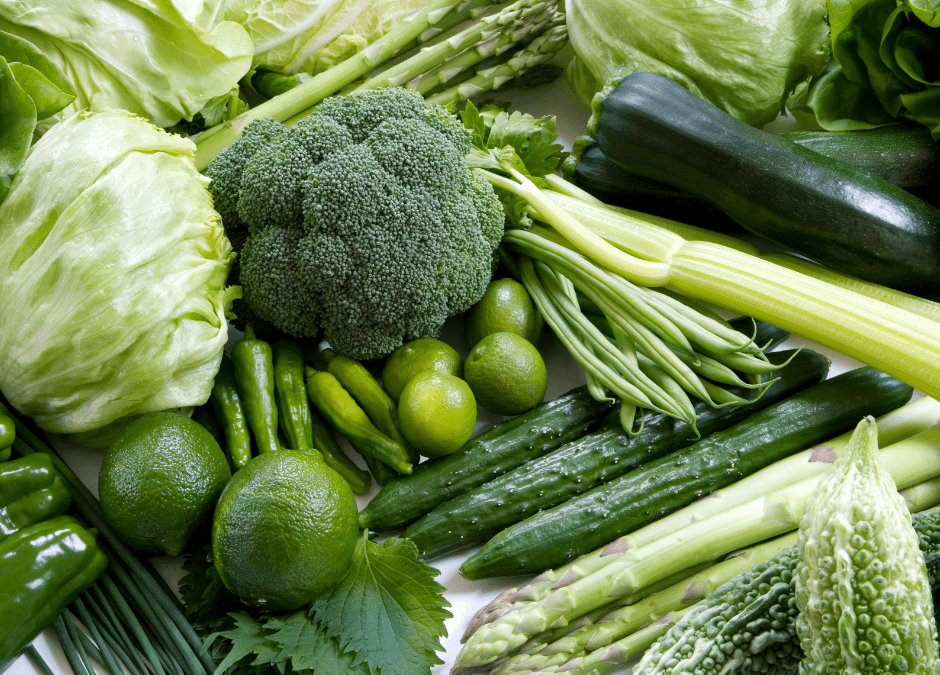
795,416,940,675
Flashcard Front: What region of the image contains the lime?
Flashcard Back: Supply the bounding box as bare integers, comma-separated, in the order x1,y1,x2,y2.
381,337,463,402
464,278,543,350
398,372,477,458
211,450,358,612
463,332,548,416
98,411,231,557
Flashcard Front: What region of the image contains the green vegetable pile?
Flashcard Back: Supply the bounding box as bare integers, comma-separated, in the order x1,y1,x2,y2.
206,87,504,359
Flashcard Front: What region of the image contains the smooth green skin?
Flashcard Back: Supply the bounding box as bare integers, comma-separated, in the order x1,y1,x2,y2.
305,369,412,475
796,418,940,675
232,337,282,455
594,72,940,295
0,414,14,462
210,353,253,469
381,338,464,403
464,277,544,349
272,339,315,451
212,450,359,613
0,515,108,671
308,406,372,495
0,454,72,545
323,348,417,464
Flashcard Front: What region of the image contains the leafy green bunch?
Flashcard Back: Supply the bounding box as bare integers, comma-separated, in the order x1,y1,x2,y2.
205,87,505,360
803,0,940,137
181,534,451,675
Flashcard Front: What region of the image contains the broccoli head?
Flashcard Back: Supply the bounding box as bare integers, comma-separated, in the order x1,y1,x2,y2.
205,87,504,359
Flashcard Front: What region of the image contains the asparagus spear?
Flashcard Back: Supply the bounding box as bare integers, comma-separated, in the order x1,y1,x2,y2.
454,422,940,669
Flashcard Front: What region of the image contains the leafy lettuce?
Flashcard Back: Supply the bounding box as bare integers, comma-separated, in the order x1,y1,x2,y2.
0,1,253,128
802,0,940,137
565,0,831,128
0,110,238,447
0,30,74,203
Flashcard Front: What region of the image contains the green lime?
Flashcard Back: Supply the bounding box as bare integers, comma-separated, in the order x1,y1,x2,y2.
98,411,231,557
464,332,548,416
464,278,543,350
398,372,477,458
211,450,358,612
381,337,463,402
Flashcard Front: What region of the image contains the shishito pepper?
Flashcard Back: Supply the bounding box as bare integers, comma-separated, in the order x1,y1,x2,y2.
0,515,108,670
231,326,281,455
272,339,315,451
0,414,15,462
1,454,72,543
305,366,413,476
209,353,253,469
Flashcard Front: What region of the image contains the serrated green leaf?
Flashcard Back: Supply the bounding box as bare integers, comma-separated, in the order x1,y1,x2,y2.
311,534,452,675
206,613,278,675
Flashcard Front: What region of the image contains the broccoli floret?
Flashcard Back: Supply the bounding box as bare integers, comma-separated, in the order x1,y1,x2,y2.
204,87,504,358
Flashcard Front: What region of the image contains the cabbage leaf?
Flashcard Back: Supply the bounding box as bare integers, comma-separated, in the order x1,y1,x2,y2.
0,1,253,128
223,0,431,75
0,110,238,446
565,0,831,128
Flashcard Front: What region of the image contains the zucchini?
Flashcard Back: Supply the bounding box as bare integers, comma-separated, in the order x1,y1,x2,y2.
404,347,827,559
460,365,914,579
564,126,940,219
357,385,614,532
588,72,940,295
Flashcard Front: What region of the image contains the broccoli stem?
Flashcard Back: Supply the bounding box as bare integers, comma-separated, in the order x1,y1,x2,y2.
193,0,566,170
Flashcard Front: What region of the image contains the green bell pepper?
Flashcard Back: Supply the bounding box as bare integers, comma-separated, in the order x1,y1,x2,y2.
0,454,72,544
0,515,108,670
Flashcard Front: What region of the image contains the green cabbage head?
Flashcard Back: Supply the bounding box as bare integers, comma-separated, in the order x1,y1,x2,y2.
223,0,431,75
0,110,238,447
566,0,832,128
0,0,253,128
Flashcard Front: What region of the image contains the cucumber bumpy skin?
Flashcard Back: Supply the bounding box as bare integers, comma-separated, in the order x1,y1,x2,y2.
795,417,940,675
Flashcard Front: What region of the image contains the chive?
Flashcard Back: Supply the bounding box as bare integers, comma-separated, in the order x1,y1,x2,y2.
100,574,168,675
72,596,129,675
24,645,57,675
51,614,92,675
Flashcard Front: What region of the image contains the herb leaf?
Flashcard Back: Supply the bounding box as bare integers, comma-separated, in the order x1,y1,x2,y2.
310,534,452,675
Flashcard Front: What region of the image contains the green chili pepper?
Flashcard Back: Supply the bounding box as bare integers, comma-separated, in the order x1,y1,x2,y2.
0,454,72,544
210,353,253,469
272,340,315,451
0,515,108,671
0,414,14,463
322,349,419,465
309,407,372,495
231,326,281,455
305,366,413,476
191,404,225,450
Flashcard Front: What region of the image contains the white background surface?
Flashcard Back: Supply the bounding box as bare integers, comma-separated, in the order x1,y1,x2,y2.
5,70,865,675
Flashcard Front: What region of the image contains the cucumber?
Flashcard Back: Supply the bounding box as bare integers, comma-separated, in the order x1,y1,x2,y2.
588,72,940,295
460,366,914,579
357,385,614,532
404,348,828,559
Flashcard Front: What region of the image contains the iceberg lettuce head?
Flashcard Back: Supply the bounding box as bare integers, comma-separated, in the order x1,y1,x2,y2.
0,110,238,447
565,0,831,127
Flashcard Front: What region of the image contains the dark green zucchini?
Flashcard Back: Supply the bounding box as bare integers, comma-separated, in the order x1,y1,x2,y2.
404,348,827,559
357,385,614,532
460,365,914,579
564,125,940,219
588,72,940,295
